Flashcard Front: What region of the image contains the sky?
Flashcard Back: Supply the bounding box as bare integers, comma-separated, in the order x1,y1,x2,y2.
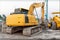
0,0,59,19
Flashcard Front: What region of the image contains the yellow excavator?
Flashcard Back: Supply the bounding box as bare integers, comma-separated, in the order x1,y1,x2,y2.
2,2,45,36
48,12,60,30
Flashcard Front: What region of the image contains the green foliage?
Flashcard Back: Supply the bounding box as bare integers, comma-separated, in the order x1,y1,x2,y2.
0,15,2,20
0,15,2,19
2,14,6,21
0,15,3,21
0,14,6,21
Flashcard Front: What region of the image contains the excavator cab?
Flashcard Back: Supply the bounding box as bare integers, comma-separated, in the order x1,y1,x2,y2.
10,8,28,15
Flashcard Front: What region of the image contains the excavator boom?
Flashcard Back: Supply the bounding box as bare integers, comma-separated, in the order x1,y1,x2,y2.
41,2,45,21
28,2,45,21
28,3,41,15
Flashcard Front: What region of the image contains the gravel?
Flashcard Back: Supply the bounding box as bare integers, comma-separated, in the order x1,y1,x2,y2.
0,29,60,40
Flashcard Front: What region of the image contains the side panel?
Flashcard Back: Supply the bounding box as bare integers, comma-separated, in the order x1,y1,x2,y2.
25,15,29,23
53,16,60,28
6,14,25,26
6,14,38,27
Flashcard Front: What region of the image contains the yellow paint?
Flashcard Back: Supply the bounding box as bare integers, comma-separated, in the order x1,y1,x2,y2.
49,12,60,28
6,3,44,27
6,14,38,27
53,16,60,28
28,3,41,15
48,23,51,28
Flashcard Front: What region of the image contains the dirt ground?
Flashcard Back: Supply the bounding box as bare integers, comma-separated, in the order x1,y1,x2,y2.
0,22,60,40
0,29,60,40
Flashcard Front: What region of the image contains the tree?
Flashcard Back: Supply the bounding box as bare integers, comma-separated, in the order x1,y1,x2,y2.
0,14,6,21
2,14,6,21
0,15,3,21
0,15,2,19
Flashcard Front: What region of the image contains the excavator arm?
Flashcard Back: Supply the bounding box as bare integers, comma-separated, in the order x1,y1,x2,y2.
28,3,41,15
41,2,45,21
28,2,45,21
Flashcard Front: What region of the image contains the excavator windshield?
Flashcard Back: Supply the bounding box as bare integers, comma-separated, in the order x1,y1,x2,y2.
21,9,28,14
10,8,28,15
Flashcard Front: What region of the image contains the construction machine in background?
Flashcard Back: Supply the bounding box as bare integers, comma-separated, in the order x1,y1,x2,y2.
2,2,45,36
48,12,60,30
